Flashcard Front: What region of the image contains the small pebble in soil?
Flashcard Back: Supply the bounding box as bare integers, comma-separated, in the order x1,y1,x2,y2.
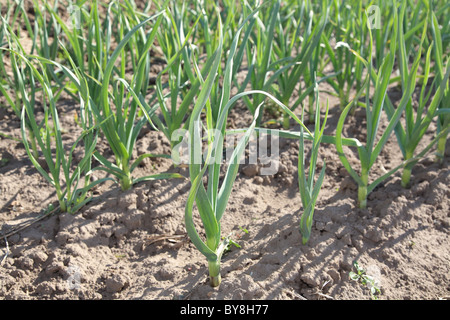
105,274,129,293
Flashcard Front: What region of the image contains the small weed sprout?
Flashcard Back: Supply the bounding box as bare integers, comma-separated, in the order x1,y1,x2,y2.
349,261,381,300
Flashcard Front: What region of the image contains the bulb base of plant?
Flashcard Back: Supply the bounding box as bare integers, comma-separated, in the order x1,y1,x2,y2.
435,134,447,164
300,207,315,245
401,166,412,188
357,185,367,209
301,235,310,246
59,200,67,213
120,173,132,191
208,259,221,287
282,112,290,129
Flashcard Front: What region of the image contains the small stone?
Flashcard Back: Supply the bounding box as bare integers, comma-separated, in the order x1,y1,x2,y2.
18,257,34,270
45,261,64,275
278,163,288,173
242,164,259,177
35,281,56,295
30,250,48,266
327,269,341,283
335,226,346,239
281,176,294,186
364,226,384,243
243,196,256,205
253,176,264,185
105,274,129,293
324,221,334,232
114,226,128,240
316,221,326,231
300,272,320,287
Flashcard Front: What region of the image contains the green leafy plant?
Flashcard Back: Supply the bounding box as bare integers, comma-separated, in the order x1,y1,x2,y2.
183,4,314,286
298,82,327,244
184,6,261,288
11,51,108,213
40,0,183,191
321,0,367,110
240,0,280,126
385,3,450,187
349,261,381,300
151,2,203,151
1,9,43,158
88,2,182,190
429,6,450,163
0,0,60,102
239,0,329,128
275,0,330,127
335,3,421,208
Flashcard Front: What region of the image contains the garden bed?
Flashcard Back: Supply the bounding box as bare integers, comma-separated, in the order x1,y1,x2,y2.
0,0,449,301
1,92,448,300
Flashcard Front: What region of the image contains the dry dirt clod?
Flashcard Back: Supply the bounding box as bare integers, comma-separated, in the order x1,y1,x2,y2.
242,164,260,177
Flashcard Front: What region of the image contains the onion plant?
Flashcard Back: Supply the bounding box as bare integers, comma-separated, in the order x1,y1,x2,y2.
321,0,366,109
152,2,255,157
335,4,419,209
320,1,395,103
298,83,327,244
429,8,450,163
43,0,115,106
30,0,63,86
237,0,329,128
151,2,202,150
270,0,330,127
371,1,396,71
184,6,257,288
183,5,313,287
9,49,108,213
1,14,41,157
44,0,162,114
0,0,59,94
77,2,182,190
385,4,450,187
240,0,280,125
